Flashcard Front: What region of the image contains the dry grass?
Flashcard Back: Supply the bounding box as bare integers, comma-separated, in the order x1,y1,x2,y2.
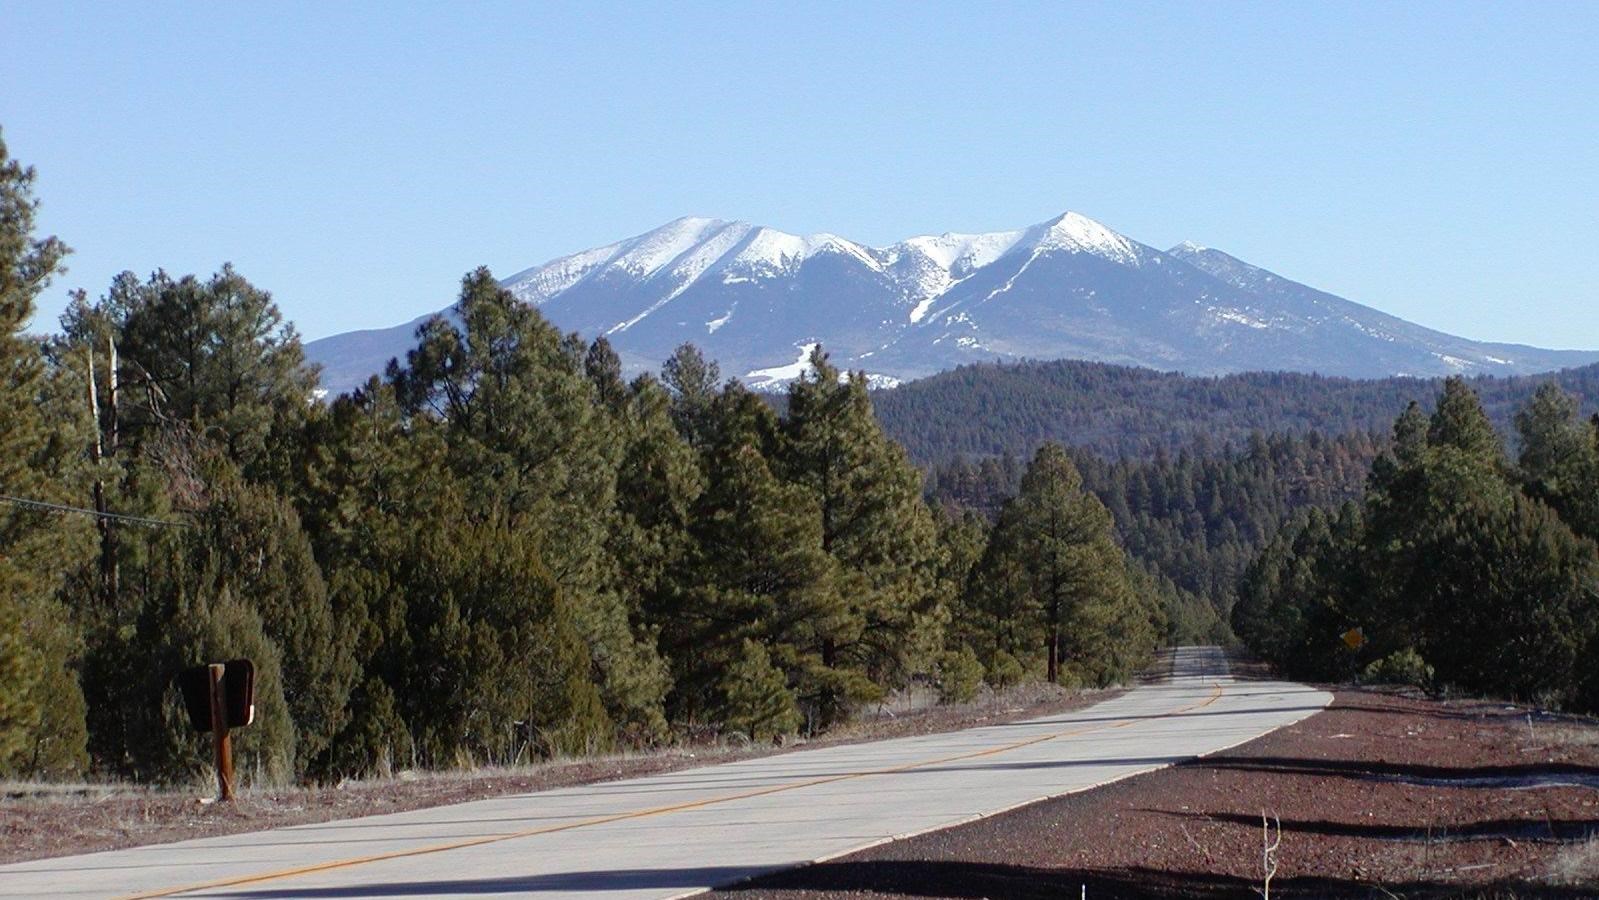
1546,836,1599,886
1532,721,1599,751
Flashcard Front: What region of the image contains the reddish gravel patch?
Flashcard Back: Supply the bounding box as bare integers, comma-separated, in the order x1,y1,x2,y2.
725,688,1599,899
0,681,1125,865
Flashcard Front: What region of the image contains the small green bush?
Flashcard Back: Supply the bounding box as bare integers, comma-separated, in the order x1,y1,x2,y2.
936,646,984,704
987,650,1025,689
1363,648,1434,688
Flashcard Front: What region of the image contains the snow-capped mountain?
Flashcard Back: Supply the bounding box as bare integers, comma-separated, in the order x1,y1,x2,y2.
304,212,1599,395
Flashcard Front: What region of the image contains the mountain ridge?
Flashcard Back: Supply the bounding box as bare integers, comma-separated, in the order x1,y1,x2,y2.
304,211,1599,395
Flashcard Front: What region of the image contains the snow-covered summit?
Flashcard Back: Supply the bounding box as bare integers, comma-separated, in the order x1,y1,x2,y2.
1025,211,1145,265
505,210,1152,325
305,209,1599,397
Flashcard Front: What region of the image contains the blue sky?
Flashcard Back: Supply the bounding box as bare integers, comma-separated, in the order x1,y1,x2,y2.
3,1,1596,348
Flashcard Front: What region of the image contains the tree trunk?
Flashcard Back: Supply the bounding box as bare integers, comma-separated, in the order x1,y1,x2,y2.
1047,623,1060,684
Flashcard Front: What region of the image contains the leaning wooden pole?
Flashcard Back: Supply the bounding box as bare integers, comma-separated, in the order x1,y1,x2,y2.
86,337,122,607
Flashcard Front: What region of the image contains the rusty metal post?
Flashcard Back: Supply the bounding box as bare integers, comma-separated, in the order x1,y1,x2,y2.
208,663,235,801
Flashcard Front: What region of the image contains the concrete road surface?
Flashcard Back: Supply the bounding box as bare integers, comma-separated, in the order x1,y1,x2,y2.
1,646,1330,899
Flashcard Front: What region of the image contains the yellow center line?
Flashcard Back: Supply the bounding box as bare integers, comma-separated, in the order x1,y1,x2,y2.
123,678,1225,899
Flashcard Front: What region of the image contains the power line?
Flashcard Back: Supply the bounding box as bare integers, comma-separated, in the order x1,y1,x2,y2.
0,494,191,528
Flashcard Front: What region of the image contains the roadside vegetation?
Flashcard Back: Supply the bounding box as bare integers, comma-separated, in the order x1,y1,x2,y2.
1233,376,1599,712
0,131,1161,787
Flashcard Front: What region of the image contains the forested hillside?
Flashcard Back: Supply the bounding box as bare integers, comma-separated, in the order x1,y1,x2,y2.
926,431,1383,642
876,358,1599,462
0,135,1162,785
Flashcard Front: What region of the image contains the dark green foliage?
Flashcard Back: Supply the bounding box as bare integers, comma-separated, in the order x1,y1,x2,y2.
195,473,356,775
395,522,603,765
966,444,1158,686
661,394,842,726
390,269,669,740
1516,382,1599,540
661,343,721,449
1235,378,1599,712
931,431,1379,644
0,590,36,770
875,357,1599,463
718,640,802,742
141,579,297,786
1231,505,1361,679
935,646,984,704
81,521,297,784
67,266,317,480
0,130,91,776
779,349,941,694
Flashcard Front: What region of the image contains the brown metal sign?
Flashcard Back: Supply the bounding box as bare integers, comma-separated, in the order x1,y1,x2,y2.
177,659,256,731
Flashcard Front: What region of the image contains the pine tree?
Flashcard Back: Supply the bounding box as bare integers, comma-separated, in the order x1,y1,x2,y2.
196,469,356,775
1245,380,1599,707
391,269,667,740
0,130,92,776
607,375,703,740
779,348,941,693
75,266,318,480
0,571,42,772
984,444,1142,684
584,336,629,416
294,382,453,773
665,389,842,726
100,529,297,784
1429,376,1506,465
718,640,802,742
396,521,604,765
660,343,721,449
1516,382,1599,540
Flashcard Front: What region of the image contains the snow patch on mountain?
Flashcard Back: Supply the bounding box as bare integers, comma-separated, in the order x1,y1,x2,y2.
1211,308,1273,329
897,230,1026,273
745,342,820,387
906,296,940,324
706,305,735,334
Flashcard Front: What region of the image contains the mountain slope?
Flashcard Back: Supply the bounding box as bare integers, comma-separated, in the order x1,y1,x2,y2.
304,213,1599,395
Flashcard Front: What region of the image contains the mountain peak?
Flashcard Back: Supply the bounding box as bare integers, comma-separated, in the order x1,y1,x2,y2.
1030,211,1142,264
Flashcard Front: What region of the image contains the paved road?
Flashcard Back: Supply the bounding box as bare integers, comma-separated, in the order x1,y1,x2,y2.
1,646,1330,899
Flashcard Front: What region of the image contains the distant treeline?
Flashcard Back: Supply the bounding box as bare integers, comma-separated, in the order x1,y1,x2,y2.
1,133,1162,784
875,357,1599,462
926,431,1384,642
1233,378,1599,711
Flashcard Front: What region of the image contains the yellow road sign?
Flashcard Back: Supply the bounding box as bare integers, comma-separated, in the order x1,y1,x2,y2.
1341,627,1366,651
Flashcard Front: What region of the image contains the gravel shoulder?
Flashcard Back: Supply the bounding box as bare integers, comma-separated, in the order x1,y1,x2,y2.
723,683,1599,899
0,678,1136,865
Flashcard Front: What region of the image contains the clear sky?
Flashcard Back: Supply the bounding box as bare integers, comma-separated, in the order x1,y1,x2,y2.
3,1,1597,348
